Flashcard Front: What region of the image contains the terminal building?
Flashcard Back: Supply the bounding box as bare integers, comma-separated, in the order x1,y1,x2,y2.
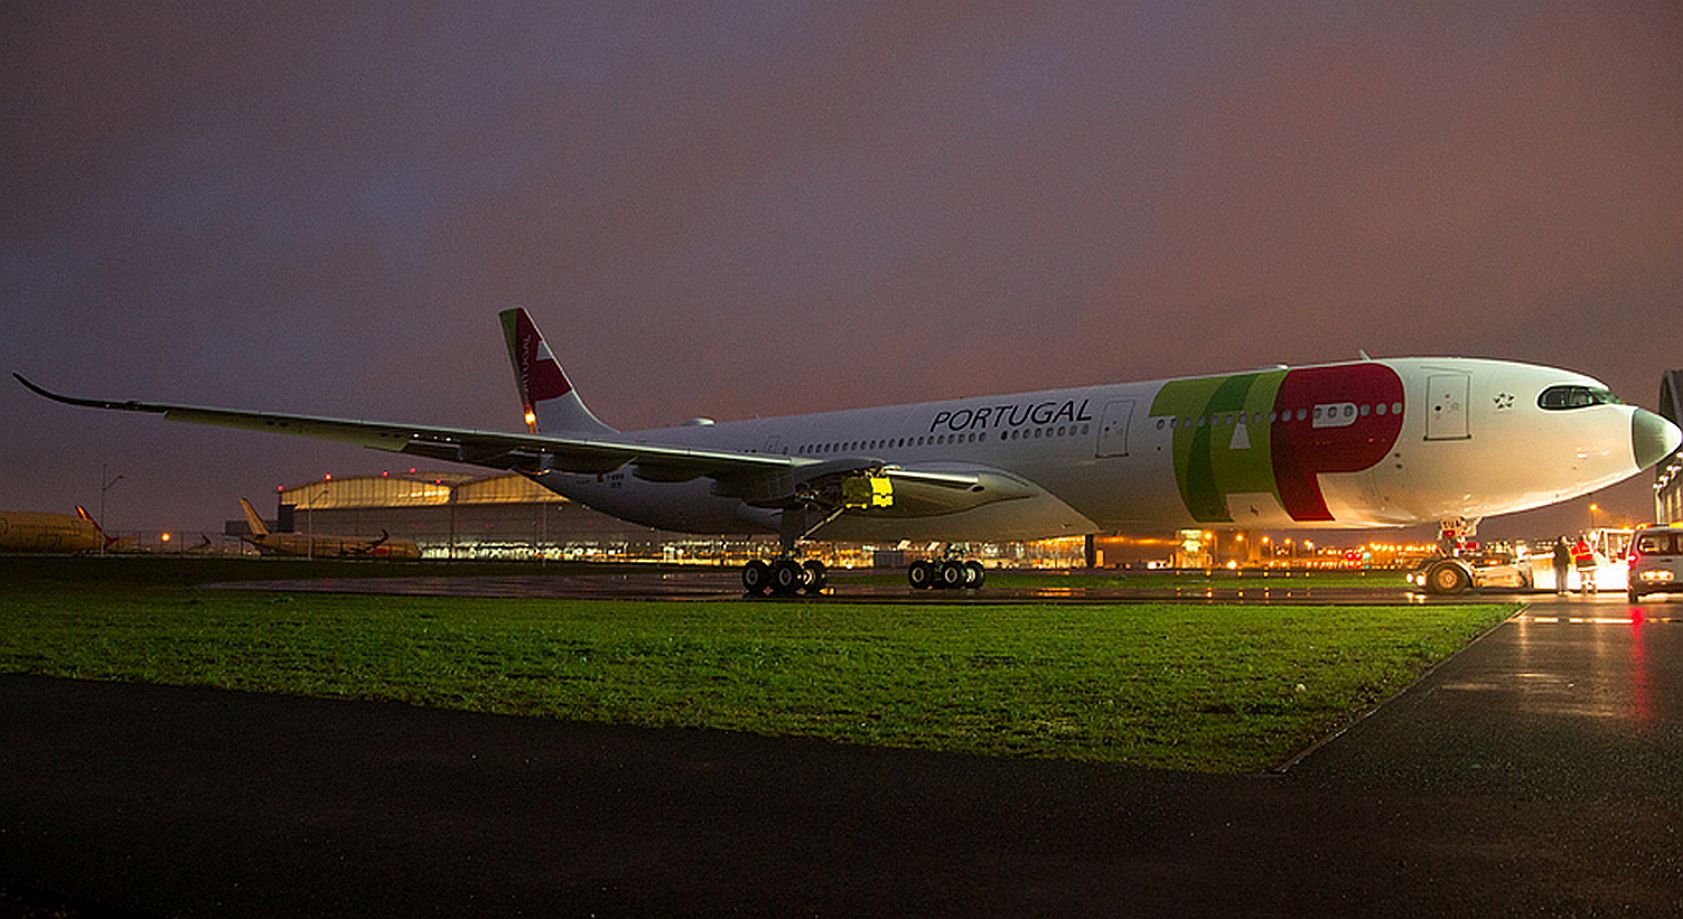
1656,370,1683,524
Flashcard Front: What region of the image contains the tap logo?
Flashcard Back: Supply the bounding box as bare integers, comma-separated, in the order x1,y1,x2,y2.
1150,364,1405,522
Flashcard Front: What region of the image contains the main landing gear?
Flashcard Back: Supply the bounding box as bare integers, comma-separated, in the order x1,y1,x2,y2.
742,557,828,596
907,558,986,590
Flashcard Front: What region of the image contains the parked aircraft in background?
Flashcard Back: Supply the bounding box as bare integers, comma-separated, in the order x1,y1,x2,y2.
236,498,420,559
18,309,1680,593
73,505,137,553
0,508,102,553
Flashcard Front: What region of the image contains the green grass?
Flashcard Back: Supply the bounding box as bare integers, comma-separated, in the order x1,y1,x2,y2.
0,558,1512,772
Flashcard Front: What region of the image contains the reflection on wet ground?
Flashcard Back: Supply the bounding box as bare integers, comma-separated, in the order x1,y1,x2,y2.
208,569,1542,605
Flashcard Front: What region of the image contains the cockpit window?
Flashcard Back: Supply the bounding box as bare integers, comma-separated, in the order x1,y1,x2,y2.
1537,385,1622,410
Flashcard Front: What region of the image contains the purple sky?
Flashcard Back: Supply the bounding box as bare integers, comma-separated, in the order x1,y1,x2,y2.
3,2,1680,540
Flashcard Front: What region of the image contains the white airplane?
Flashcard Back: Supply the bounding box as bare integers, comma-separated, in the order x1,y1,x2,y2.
17,308,1680,594
235,497,421,559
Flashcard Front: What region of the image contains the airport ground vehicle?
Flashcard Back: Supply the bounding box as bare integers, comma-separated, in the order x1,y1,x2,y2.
1408,528,1635,595
1408,547,1533,594
1627,525,1683,602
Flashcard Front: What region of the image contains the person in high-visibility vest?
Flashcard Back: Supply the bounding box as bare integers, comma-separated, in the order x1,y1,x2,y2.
1571,536,1597,595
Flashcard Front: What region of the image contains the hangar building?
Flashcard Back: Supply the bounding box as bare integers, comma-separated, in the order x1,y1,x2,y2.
257,470,775,562
239,470,1098,566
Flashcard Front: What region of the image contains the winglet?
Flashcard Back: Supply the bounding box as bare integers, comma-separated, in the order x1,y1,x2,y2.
498,308,614,435
15,373,163,414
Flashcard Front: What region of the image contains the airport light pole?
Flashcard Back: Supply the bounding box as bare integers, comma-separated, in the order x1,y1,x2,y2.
99,465,124,558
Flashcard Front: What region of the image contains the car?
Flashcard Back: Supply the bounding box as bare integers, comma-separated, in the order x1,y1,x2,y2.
1626,525,1683,602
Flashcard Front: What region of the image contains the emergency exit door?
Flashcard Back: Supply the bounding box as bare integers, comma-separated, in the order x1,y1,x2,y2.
1095,400,1135,457
1425,373,1470,441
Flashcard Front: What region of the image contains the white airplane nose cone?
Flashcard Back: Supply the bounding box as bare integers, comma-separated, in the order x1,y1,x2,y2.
1633,409,1682,470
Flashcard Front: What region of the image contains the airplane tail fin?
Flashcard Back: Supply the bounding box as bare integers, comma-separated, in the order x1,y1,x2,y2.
75,505,115,547
499,307,615,436
239,498,270,537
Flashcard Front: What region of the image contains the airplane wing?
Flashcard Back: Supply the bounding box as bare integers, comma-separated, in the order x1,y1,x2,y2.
14,374,1003,509
16,373,796,478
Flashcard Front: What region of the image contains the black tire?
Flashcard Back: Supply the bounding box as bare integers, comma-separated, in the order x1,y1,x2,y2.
965,560,986,589
1628,589,1641,603
770,558,804,595
908,561,933,590
937,559,967,589
742,560,771,595
1425,561,1470,595
802,559,827,592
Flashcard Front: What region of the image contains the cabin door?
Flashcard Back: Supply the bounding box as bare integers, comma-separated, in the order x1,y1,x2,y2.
1425,373,1471,441
1095,399,1135,457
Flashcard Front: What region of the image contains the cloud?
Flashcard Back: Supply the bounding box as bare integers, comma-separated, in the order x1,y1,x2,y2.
2,1,1678,536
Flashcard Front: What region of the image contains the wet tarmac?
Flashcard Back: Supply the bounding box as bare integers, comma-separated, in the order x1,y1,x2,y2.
213,568,1477,605
2,593,1680,915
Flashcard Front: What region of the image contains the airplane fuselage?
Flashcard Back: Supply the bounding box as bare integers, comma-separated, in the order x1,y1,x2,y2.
546,357,1663,541
0,512,103,553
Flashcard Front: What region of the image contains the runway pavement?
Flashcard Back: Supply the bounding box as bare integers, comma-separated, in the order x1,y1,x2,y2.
2,593,1680,916
210,568,1461,605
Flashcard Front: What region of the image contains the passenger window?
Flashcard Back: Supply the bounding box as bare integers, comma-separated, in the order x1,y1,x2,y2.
1391,402,1402,414
1360,404,1370,416
1296,408,1307,421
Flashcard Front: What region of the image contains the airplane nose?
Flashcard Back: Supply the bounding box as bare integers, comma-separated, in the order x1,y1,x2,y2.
1632,408,1682,470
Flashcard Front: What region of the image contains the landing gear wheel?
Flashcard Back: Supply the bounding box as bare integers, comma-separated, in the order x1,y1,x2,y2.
937,559,968,589
1425,561,1470,595
908,560,935,590
770,558,805,595
742,560,771,595
802,559,828,593
964,560,986,588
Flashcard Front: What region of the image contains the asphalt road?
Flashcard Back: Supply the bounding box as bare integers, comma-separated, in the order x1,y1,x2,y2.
2,594,1680,916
